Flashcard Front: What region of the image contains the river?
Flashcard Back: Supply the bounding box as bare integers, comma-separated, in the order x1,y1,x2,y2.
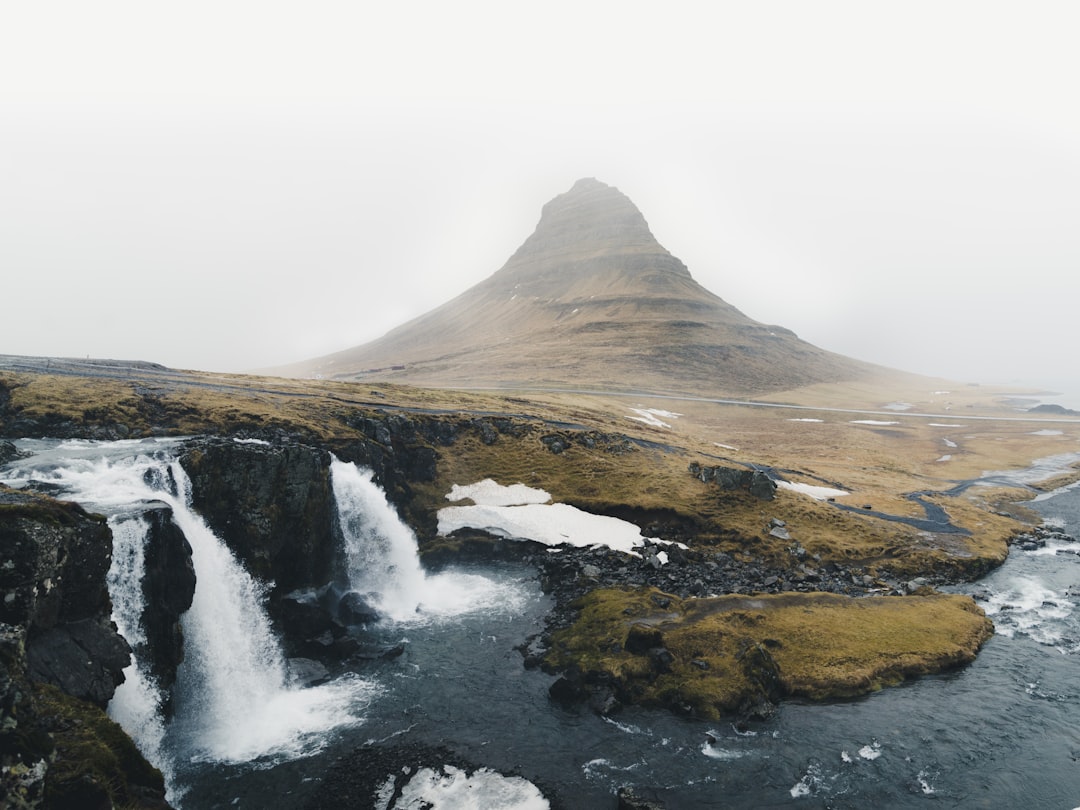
4,439,1080,809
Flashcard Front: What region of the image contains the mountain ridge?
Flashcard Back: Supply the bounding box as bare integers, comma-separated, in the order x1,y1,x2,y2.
276,179,877,395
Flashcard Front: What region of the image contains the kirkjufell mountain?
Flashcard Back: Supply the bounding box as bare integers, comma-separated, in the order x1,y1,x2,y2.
281,178,875,395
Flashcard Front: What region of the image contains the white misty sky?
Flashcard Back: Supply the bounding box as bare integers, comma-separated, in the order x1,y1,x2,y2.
2,1,1079,395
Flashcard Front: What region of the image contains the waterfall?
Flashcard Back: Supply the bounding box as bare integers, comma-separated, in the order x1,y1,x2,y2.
0,441,377,783
106,515,172,789
330,457,526,623
330,459,428,620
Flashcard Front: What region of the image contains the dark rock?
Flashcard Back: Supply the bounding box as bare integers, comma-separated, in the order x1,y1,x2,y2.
688,463,776,501
337,591,381,625
0,488,130,708
26,618,131,708
617,785,667,809
139,506,196,691
180,439,338,594
648,646,675,673
625,624,663,655
542,434,568,454
287,657,331,687
549,675,587,704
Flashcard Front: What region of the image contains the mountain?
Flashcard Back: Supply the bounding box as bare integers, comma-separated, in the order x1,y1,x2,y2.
278,178,875,396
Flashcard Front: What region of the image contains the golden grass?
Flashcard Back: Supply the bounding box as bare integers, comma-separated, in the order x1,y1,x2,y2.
547,587,993,718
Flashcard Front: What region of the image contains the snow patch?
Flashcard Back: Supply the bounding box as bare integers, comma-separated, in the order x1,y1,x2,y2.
445,479,551,507
788,418,824,423
1031,429,1064,436
850,420,900,426
629,408,682,428
438,502,652,556
394,765,549,809
776,481,849,500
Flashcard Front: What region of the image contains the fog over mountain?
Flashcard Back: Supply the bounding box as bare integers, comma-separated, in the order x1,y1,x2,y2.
2,3,1079,399
278,177,874,396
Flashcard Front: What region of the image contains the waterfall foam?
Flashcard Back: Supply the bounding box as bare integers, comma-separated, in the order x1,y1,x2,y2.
106,515,172,788
330,458,526,624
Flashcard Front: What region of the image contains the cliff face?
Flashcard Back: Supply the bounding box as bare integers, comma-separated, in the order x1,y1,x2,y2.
180,440,339,594
0,489,130,707
0,486,168,809
280,178,873,395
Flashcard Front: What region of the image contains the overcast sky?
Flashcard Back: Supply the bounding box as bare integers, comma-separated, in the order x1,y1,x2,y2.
3,2,1079,399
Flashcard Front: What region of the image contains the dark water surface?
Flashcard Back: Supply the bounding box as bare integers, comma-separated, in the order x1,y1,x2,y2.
182,487,1080,810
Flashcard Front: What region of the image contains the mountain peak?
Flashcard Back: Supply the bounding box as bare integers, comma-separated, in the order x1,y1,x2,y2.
277,179,873,395
501,178,690,283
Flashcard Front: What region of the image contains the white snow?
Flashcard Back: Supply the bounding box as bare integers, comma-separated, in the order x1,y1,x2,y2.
445,479,551,507
232,437,270,445
438,479,682,556
628,407,682,428
943,438,958,448
850,420,900,426
714,442,739,451
788,418,824,423
438,502,652,555
883,402,913,411
394,765,549,810
936,455,953,462
776,481,849,500
929,423,963,428
1031,429,1064,436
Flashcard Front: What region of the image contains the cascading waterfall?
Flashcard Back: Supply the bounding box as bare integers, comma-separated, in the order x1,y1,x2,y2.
330,457,526,623
106,514,172,787
0,440,377,801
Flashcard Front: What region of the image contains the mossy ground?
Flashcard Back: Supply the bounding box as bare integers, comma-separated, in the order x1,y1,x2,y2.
32,684,164,809
546,586,994,719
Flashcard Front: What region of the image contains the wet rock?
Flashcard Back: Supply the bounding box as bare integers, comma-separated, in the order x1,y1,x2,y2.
180,439,339,594
140,505,196,692
618,785,667,809
337,591,381,626
287,657,330,687
0,487,130,708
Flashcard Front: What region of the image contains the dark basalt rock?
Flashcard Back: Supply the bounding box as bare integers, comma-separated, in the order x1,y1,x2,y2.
0,486,170,808
0,487,130,708
689,462,777,501
139,505,196,693
180,439,339,595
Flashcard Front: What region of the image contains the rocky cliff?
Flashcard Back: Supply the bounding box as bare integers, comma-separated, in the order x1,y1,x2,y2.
0,485,169,809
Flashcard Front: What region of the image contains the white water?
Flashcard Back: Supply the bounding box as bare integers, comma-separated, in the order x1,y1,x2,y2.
0,441,378,800
106,515,172,786
330,458,525,624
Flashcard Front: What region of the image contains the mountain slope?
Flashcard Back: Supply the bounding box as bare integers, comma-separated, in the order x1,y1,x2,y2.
280,178,875,396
